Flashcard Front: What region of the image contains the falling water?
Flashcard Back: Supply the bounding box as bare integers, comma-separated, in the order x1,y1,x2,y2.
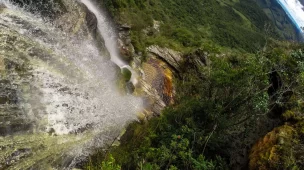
0,0,142,169
80,0,139,85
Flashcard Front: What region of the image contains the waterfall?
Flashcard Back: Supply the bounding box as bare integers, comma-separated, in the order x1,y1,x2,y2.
79,0,123,67
80,0,139,85
0,0,142,169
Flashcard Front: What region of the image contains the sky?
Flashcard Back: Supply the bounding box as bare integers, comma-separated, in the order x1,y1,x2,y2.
277,0,304,33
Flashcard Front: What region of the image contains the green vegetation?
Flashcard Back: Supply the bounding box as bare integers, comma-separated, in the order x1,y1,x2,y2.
101,0,283,53
86,43,304,169
87,154,121,170
121,68,132,82
254,0,300,41
86,0,304,169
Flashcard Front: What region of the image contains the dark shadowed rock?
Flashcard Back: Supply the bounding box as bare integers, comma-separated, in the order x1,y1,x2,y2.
126,81,135,94
0,95,9,104
81,3,98,38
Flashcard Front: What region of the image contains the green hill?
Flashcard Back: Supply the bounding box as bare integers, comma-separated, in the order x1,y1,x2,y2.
101,0,299,54
85,0,304,169
254,0,301,41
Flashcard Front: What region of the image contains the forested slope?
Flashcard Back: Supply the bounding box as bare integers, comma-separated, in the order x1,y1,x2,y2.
101,0,286,53
85,0,304,169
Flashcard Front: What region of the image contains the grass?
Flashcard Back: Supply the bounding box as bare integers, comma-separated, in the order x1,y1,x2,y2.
101,0,285,54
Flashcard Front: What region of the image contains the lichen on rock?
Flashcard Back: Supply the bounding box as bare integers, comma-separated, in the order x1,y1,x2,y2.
249,122,304,170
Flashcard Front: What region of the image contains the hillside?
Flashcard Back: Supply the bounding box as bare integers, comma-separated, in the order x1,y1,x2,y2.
2,0,304,169
254,0,301,41
100,0,285,53
83,0,304,170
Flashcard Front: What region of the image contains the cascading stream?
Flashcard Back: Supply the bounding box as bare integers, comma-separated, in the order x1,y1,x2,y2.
0,0,142,169
80,0,139,85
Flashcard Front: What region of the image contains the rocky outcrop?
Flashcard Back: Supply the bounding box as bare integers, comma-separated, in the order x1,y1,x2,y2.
0,0,107,136
116,23,183,116
54,1,97,38
249,122,304,170
183,49,210,69
140,57,174,114
54,0,107,55
118,24,135,62
136,46,182,115
83,4,98,37
147,45,182,71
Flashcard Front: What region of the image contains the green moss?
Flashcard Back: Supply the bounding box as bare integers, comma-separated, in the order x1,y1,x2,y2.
121,68,132,82
283,110,297,121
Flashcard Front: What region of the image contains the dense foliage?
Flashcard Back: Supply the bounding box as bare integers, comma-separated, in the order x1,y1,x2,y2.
100,0,284,53
85,0,304,169
86,43,304,169
254,0,300,41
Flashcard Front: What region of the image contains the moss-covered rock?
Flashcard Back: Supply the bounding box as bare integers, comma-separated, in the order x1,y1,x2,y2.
121,67,132,82
249,122,304,170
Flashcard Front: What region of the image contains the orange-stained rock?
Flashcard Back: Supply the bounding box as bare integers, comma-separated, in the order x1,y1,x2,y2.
141,56,175,115
249,123,304,170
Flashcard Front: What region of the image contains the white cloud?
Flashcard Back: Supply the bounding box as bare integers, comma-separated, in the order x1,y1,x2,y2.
277,0,304,32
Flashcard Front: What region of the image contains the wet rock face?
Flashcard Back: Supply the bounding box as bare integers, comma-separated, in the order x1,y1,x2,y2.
0,148,32,169
138,46,182,115
83,4,98,38
0,0,105,137
0,25,35,136
118,24,135,62
53,0,99,41
10,0,66,19
141,57,175,115
117,24,180,115
6,0,99,41
0,0,140,169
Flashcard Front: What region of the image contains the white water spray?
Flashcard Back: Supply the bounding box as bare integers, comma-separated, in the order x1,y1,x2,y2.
80,0,139,85
0,0,143,168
